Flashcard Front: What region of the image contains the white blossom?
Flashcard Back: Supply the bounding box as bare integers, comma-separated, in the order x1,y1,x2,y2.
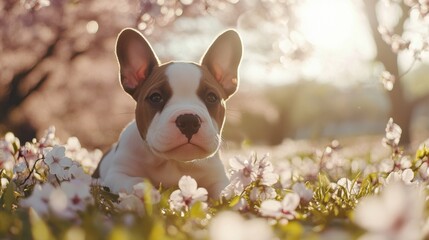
20,183,55,216
331,178,360,196
250,186,277,201
118,193,145,215
44,146,73,180
260,193,300,221
169,176,208,211
385,169,415,185
382,118,402,148
354,182,425,240
224,153,279,198
209,211,274,240
292,182,313,202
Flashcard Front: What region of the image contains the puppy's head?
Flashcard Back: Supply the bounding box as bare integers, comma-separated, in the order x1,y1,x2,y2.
115,28,242,161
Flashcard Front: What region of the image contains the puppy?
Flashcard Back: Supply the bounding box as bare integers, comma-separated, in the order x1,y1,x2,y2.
93,28,242,198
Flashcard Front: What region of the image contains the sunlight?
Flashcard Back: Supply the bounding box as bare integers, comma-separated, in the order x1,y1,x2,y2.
298,0,363,50
291,0,375,85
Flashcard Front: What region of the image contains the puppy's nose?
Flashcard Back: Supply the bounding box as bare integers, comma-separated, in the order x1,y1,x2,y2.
175,114,201,141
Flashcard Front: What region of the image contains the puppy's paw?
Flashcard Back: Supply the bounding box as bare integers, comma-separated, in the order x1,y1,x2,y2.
102,174,145,194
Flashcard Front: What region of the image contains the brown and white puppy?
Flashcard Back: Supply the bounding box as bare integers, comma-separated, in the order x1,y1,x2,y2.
93,28,242,198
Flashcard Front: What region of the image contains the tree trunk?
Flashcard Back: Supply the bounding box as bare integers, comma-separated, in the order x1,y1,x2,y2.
363,0,412,146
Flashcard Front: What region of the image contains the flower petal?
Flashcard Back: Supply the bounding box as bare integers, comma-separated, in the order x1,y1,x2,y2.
229,157,246,170
192,187,208,202
178,176,197,198
260,199,282,218
282,193,300,211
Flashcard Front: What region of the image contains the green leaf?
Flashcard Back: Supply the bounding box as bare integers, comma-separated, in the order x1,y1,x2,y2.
12,141,19,155
108,227,132,240
2,181,16,211
228,195,241,207
280,221,303,240
29,208,54,240
148,219,166,240
143,179,154,217
189,201,207,219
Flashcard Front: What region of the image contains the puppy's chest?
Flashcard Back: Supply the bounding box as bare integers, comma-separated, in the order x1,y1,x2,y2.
138,158,206,188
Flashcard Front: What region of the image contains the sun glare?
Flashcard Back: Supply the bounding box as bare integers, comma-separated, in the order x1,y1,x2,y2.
298,0,362,50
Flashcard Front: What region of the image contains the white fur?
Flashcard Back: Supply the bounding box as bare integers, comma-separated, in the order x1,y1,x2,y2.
146,63,220,160
99,63,227,197
99,121,228,197
98,28,242,198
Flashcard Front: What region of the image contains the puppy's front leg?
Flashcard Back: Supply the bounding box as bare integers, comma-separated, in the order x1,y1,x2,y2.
207,180,229,199
102,172,145,194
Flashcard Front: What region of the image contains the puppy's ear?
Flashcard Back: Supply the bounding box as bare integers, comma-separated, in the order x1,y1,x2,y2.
201,30,242,99
116,28,159,99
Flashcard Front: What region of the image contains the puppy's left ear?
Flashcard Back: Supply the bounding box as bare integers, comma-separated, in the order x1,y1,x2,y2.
201,30,242,99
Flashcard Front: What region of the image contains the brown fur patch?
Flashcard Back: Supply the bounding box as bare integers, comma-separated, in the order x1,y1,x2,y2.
134,64,173,140
197,66,228,131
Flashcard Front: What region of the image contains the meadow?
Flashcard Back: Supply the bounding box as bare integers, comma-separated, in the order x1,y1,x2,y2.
1,118,429,239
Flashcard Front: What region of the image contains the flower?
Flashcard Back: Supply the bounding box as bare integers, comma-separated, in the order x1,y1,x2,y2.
118,193,145,215
223,153,279,198
20,183,55,216
169,176,208,211
0,132,19,170
382,118,402,148
38,126,58,148
229,155,258,189
209,211,274,240
331,178,360,196
61,179,93,212
21,179,93,219
354,182,425,240
260,193,300,221
277,162,293,188
385,169,415,185
257,157,279,186
68,164,92,184
250,185,277,201
117,181,161,215
380,71,395,91
44,146,73,180
132,182,161,204
292,182,313,202
49,179,93,219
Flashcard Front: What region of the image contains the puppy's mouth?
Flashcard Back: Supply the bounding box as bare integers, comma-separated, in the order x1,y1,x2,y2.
151,142,213,161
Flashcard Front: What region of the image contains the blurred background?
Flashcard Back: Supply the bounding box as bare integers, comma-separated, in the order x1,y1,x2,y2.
1,0,429,151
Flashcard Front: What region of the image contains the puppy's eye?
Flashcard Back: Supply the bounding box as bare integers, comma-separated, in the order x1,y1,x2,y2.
148,92,164,104
205,92,219,104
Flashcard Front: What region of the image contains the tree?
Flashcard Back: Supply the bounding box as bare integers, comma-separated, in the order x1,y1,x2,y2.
0,0,131,141
0,0,238,143
363,0,429,146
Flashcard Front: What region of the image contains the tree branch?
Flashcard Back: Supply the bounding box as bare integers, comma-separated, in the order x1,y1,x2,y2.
0,30,63,118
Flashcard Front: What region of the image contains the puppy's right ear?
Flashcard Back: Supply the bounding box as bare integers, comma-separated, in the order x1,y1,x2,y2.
116,28,159,99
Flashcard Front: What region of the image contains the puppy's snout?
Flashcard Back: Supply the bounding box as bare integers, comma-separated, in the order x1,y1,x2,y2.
175,114,201,141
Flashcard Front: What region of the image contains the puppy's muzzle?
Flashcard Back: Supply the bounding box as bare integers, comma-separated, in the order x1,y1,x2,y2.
175,114,202,141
